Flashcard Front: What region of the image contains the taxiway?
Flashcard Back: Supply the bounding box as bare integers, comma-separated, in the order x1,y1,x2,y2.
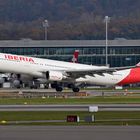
0,126,140,140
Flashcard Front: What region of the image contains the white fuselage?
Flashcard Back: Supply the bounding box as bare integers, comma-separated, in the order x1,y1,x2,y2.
0,53,133,86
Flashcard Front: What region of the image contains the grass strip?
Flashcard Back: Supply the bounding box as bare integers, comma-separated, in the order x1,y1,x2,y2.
0,96,140,104
0,111,140,125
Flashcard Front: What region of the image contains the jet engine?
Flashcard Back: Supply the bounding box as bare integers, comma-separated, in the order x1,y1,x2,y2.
46,71,66,81
13,79,21,88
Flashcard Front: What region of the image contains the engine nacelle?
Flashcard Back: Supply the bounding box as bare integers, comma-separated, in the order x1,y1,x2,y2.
46,71,65,81
13,79,21,88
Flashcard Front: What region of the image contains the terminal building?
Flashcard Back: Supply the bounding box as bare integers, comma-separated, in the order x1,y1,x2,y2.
0,39,140,67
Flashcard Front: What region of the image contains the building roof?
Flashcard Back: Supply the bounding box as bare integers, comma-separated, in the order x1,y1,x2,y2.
0,39,140,48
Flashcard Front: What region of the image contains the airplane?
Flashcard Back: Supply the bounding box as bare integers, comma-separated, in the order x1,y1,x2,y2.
0,52,139,92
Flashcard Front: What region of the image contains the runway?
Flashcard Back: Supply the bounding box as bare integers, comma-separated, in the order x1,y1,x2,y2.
0,126,140,140
0,104,140,111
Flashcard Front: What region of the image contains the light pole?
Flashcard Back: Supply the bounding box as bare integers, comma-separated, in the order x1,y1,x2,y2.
104,16,110,66
43,19,49,40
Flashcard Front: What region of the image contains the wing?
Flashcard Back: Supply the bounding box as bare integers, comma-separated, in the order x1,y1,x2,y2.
65,65,137,79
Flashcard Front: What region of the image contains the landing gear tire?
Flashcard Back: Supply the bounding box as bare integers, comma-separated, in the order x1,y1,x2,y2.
72,87,80,92
56,86,63,92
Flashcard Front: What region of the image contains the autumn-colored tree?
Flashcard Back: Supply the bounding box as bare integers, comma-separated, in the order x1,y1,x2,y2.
0,0,140,40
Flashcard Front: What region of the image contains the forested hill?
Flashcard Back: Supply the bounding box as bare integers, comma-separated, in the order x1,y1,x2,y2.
0,0,140,40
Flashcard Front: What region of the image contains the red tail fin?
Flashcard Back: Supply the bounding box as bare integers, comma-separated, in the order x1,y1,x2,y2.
72,50,79,63
136,62,140,67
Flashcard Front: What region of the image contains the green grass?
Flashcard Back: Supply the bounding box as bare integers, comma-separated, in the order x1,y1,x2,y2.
0,96,140,104
0,111,140,125
1,111,83,121
0,111,139,121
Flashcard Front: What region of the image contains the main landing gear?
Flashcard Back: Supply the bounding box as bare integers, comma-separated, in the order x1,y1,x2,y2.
51,82,80,92
72,87,80,92
55,86,63,92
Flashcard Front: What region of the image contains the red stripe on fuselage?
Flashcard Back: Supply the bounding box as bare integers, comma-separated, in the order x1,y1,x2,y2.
118,67,140,85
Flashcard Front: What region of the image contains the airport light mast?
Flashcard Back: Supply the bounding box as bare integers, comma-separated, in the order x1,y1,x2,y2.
104,16,110,66
43,19,49,40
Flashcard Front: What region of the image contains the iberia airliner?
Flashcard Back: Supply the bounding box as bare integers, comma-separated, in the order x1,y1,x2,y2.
0,52,139,92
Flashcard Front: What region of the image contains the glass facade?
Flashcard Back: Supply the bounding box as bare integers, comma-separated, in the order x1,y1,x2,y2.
0,45,140,67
